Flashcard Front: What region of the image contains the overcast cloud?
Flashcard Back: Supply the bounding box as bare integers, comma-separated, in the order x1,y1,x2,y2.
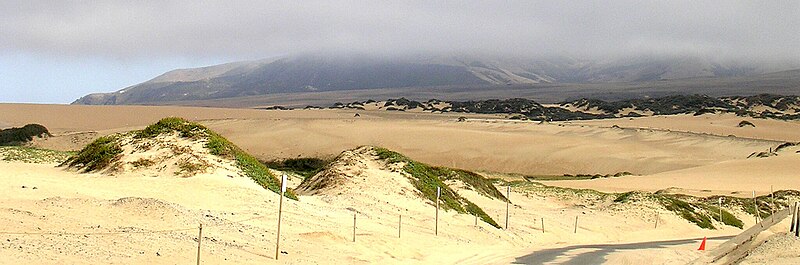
2,0,799,61
2,1,800,103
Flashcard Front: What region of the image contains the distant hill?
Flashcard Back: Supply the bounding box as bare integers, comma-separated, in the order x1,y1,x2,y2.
73,54,796,105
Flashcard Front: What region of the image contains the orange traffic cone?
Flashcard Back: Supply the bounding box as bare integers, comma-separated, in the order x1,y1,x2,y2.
698,236,707,251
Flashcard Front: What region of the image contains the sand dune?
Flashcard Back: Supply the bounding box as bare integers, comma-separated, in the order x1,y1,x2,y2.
2,104,787,177
547,152,800,197
0,157,743,264
2,104,798,264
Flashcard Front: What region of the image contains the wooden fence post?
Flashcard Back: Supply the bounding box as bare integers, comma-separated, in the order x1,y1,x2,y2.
196,223,203,265
574,216,578,233
541,218,545,233
353,213,357,242
398,215,402,238
275,174,287,260
435,186,440,236
505,186,510,230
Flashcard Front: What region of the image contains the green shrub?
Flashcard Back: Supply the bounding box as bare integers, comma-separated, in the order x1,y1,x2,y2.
63,135,123,172
513,181,748,230
374,147,502,228
658,196,715,229
0,124,51,146
134,117,205,139
262,157,331,179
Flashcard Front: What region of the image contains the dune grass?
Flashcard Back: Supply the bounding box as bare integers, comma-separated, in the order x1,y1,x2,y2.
615,192,745,229
63,135,123,172
65,117,298,200
509,181,754,230
374,147,503,228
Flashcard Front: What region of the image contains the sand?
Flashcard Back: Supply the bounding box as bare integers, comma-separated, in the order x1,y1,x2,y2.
2,103,799,263
0,157,737,264
2,103,789,177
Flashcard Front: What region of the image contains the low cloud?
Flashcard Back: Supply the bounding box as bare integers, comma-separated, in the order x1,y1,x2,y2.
1,1,799,62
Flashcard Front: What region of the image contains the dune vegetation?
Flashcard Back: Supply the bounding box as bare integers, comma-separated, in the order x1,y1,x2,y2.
63,117,297,199
509,181,799,229
0,124,51,146
0,146,75,164
374,147,505,228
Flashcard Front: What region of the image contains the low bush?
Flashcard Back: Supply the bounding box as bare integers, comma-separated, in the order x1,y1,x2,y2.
738,120,756,127
62,135,123,172
0,124,51,146
374,147,503,228
262,157,331,179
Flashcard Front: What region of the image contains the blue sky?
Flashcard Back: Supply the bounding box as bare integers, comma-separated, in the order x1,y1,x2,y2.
1,52,229,103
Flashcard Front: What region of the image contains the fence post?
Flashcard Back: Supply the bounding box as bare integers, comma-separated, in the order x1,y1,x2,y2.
275,174,287,260
196,223,203,265
435,186,440,236
770,186,775,222
398,214,402,238
654,213,658,229
505,186,510,230
353,212,357,242
795,203,799,237
574,216,578,233
791,202,797,233
753,191,761,225
719,197,724,224
541,218,545,233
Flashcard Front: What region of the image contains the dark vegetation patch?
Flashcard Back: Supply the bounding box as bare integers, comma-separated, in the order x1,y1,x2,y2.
521,172,633,181
449,98,607,121
274,93,800,121
0,124,51,146
262,157,332,179
374,147,505,228
562,94,734,116
256,106,290,110
775,142,798,152
694,108,717,116
738,120,756,127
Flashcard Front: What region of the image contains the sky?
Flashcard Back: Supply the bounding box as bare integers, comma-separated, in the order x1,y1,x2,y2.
2,1,799,103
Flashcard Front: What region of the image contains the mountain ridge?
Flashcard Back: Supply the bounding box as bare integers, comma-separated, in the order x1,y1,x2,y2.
73,54,798,106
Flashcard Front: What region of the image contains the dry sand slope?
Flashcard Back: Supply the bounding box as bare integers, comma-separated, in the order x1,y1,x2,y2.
0,149,746,265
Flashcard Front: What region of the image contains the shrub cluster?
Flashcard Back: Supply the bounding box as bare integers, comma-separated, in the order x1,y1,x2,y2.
374,147,504,228
0,124,50,146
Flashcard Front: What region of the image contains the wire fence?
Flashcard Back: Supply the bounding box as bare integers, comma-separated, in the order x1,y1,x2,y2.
2,193,792,263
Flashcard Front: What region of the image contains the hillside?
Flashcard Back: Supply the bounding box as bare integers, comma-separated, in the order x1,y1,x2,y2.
72,54,799,105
